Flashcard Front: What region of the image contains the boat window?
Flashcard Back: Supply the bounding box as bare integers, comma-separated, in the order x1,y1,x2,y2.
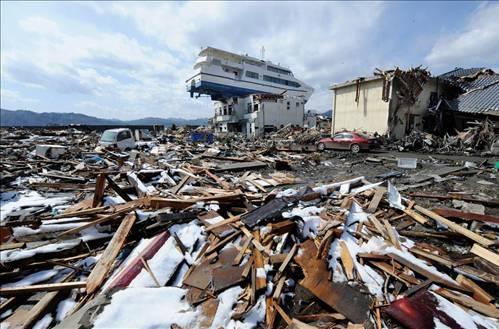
267,66,292,75
246,71,259,79
262,75,301,88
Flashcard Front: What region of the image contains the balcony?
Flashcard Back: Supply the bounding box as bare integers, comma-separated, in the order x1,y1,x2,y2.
215,115,237,123
243,112,258,120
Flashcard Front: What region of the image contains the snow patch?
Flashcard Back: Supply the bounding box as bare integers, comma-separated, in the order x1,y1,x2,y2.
94,287,199,329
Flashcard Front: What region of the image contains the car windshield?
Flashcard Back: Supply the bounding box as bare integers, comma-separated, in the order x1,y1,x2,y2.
100,130,117,142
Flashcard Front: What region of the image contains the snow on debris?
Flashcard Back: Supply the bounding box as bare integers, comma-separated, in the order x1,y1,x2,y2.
2,269,59,288
93,287,200,329
0,191,71,222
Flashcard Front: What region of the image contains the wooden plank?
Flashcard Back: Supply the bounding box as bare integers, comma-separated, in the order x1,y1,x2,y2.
295,240,371,323
272,276,286,300
171,175,190,195
149,192,242,210
432,208,499,224
403,209,428,225
0,282,86,297
339,240,355,280
409,247,453,268
370,261,421,286
86,212,137,294
435,288,499,318
46,206,108,219
213,161,267,172
409,193,499,207
205,231,240,256
414,205,495,247
205,169,231,190
106,175,132,202
92,173,107,207
455,265,499,285
233,237,252,266
274,244,297,282
20,272,75,328
383,219,401,249
387,253,467,292
273,302,292,325
456,274,493,304
205,215,242,232
470,244,499,267
253,231,267,292
240,225,266,253
57,205,136,238
368,215,387,238
0,242,25,251
367,188,385,213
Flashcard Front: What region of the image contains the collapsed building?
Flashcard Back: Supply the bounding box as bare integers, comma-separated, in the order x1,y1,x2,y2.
186,47,314,137
330,67,499,140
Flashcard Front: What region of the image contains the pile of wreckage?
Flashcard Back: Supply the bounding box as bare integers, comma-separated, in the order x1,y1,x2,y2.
1,127,498,329
390,119,498,155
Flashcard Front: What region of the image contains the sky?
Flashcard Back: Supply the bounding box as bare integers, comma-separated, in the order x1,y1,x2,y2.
1,1,499,120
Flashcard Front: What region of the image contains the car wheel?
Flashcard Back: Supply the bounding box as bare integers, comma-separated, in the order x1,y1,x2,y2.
317,143,325,152
350,144,360,153
124,147,131,151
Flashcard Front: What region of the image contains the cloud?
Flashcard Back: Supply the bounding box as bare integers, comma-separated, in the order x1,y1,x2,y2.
89,2,386,112
0,89,38,109
425,2,499,68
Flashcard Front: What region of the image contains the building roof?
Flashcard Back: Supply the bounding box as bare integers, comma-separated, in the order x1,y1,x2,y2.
438,67,486,79
440,68,499,115
330,76,382,90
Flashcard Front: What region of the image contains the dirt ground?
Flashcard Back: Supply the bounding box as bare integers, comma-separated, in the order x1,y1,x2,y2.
277,149,499,215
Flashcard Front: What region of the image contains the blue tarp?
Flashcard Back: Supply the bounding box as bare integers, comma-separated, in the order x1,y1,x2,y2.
190,132,214,144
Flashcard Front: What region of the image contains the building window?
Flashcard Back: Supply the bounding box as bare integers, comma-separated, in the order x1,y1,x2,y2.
228,105,232,115
245,71,259,79
247,103,252,113
296,102,299,107
287,101,290,110
254,103,259,112
223,106,227,115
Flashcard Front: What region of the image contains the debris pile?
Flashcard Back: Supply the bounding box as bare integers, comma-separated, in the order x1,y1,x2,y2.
1,125,498,329
391,119,498,154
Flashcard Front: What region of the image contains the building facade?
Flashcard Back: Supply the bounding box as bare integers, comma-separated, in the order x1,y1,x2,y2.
213,94,305,137
331,68,441,139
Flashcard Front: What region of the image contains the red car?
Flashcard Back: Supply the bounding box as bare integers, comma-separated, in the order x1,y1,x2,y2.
317,131,377,153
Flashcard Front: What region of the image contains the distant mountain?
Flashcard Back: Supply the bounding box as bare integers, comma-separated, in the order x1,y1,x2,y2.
321,110,332,118
0,109,208,127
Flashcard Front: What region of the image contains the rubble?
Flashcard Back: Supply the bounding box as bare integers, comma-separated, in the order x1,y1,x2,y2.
0,126,498,329
389,119,498,155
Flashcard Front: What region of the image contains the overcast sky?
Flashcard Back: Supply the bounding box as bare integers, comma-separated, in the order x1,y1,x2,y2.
1,1,499,119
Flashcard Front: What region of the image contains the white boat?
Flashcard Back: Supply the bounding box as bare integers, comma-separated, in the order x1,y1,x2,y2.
186,47,314,101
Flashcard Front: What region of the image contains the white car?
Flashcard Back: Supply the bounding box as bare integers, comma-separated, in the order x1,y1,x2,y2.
99,128,136,151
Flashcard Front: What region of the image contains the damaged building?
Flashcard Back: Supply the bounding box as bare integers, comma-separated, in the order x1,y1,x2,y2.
330,66,499,139
433,68,499,133
212,94,305,137
330,67,436,139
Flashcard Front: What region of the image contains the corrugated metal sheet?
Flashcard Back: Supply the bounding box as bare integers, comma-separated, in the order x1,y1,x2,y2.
448,81,499,114
439,67,499,114
438,67,485,79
